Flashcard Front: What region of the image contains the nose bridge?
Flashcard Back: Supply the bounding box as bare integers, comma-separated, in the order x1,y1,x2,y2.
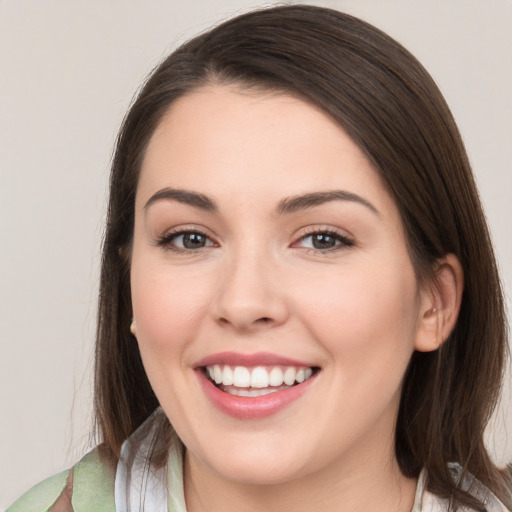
212,239,288,331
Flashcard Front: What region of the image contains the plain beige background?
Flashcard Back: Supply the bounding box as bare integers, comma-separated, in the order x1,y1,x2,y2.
1,0,511,507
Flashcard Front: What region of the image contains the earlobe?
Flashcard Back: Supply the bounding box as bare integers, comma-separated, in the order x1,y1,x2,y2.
414,254,464,352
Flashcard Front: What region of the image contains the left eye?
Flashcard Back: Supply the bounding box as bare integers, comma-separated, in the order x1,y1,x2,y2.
159,231,214,250
296,231,353,250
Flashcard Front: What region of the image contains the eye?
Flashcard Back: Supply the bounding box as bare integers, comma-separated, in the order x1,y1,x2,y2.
156,229,215,252
294,229,354,252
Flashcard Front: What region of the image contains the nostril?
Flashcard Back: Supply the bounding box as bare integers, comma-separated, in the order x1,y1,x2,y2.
254,317,274,325
217,315,273,329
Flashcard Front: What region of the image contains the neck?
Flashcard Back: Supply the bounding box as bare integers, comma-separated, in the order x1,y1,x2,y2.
183,441,417,512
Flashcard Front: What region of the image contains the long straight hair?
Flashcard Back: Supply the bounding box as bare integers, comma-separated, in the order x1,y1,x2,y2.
94,5,511,509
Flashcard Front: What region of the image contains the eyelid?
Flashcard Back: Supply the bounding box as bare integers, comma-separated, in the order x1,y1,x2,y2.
154,225,219,253
291,226,355,251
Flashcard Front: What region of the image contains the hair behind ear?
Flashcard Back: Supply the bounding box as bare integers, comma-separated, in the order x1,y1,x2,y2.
396,245,510,508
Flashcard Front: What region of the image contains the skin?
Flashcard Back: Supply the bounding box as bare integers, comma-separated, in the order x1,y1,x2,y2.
130,85,462,512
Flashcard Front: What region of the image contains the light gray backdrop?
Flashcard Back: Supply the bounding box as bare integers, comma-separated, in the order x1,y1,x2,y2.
1,0,511,507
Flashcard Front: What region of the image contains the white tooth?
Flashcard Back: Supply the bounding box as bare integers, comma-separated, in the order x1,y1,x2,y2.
222,384,292,397
269,367,284,386
249,387,278,396
233,366,251,387
207,366,215,380
251,367,269,388
283,367,296,386
222,365,234,386
295,368,306,383
305,368,313,380
213,365,223,384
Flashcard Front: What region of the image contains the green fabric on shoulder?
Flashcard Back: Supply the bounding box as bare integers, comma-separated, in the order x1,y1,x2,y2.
72,447,115,511
6,470,70,512
6,447,116,512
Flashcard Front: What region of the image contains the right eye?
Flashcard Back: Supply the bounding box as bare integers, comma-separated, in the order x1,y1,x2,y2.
157,230,215,252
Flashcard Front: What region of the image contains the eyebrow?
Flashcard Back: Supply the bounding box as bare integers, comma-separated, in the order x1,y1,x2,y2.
144,188,218,212
276,190,380,216
144,187,379,216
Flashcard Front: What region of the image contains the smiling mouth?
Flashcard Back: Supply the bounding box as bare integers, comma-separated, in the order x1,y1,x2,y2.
203,364,319,397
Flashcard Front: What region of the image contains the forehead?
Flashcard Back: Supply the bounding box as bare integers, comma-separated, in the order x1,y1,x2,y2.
137,85,397,219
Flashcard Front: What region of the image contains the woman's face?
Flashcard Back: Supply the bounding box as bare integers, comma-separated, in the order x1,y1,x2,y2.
131,85,429,486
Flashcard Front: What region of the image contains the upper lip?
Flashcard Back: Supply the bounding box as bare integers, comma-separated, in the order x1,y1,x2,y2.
194,351,315,369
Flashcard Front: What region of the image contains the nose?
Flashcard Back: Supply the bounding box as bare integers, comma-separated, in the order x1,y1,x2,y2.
211,248,289,332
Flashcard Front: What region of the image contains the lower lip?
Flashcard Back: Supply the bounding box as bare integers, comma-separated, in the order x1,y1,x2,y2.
197,370,317,420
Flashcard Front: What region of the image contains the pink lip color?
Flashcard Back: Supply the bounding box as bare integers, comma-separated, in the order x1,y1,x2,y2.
196,367,317,420
194,351,313,368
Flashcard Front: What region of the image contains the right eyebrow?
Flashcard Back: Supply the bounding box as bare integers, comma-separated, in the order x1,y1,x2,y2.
276,190,380,216
144,187,218,212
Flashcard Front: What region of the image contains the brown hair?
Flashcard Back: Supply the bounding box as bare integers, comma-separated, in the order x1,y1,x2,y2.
94,5,511,509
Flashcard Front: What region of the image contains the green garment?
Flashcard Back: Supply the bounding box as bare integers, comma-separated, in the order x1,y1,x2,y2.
6,448,115,512
6,437,187,512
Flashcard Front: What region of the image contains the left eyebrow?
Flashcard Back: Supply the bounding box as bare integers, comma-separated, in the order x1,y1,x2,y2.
144,187,218,212
276,190,380,216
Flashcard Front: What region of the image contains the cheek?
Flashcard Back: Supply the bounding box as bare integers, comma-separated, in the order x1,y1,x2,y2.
130,262,212,362
294,259,419,365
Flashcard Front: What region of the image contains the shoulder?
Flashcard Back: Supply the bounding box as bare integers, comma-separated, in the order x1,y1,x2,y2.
417,465,510,512
450,464,510,512
6,447,116,512
6,469,70,512
421,488,509,512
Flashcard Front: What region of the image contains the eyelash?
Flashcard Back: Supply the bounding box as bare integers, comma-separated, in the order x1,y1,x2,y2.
155,228,216,254
294,228,355,253
155,227,354,254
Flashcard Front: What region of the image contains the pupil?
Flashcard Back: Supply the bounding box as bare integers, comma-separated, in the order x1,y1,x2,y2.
313,233,335,249
183,233,205,249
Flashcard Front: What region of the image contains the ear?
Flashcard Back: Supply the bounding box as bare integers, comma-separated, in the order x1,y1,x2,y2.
414,254,464,352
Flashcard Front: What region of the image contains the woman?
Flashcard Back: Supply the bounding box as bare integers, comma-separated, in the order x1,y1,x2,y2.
7,4,511,511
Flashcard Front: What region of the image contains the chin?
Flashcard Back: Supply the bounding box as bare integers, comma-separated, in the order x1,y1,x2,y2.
207,456,308,486
185,433,323,487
